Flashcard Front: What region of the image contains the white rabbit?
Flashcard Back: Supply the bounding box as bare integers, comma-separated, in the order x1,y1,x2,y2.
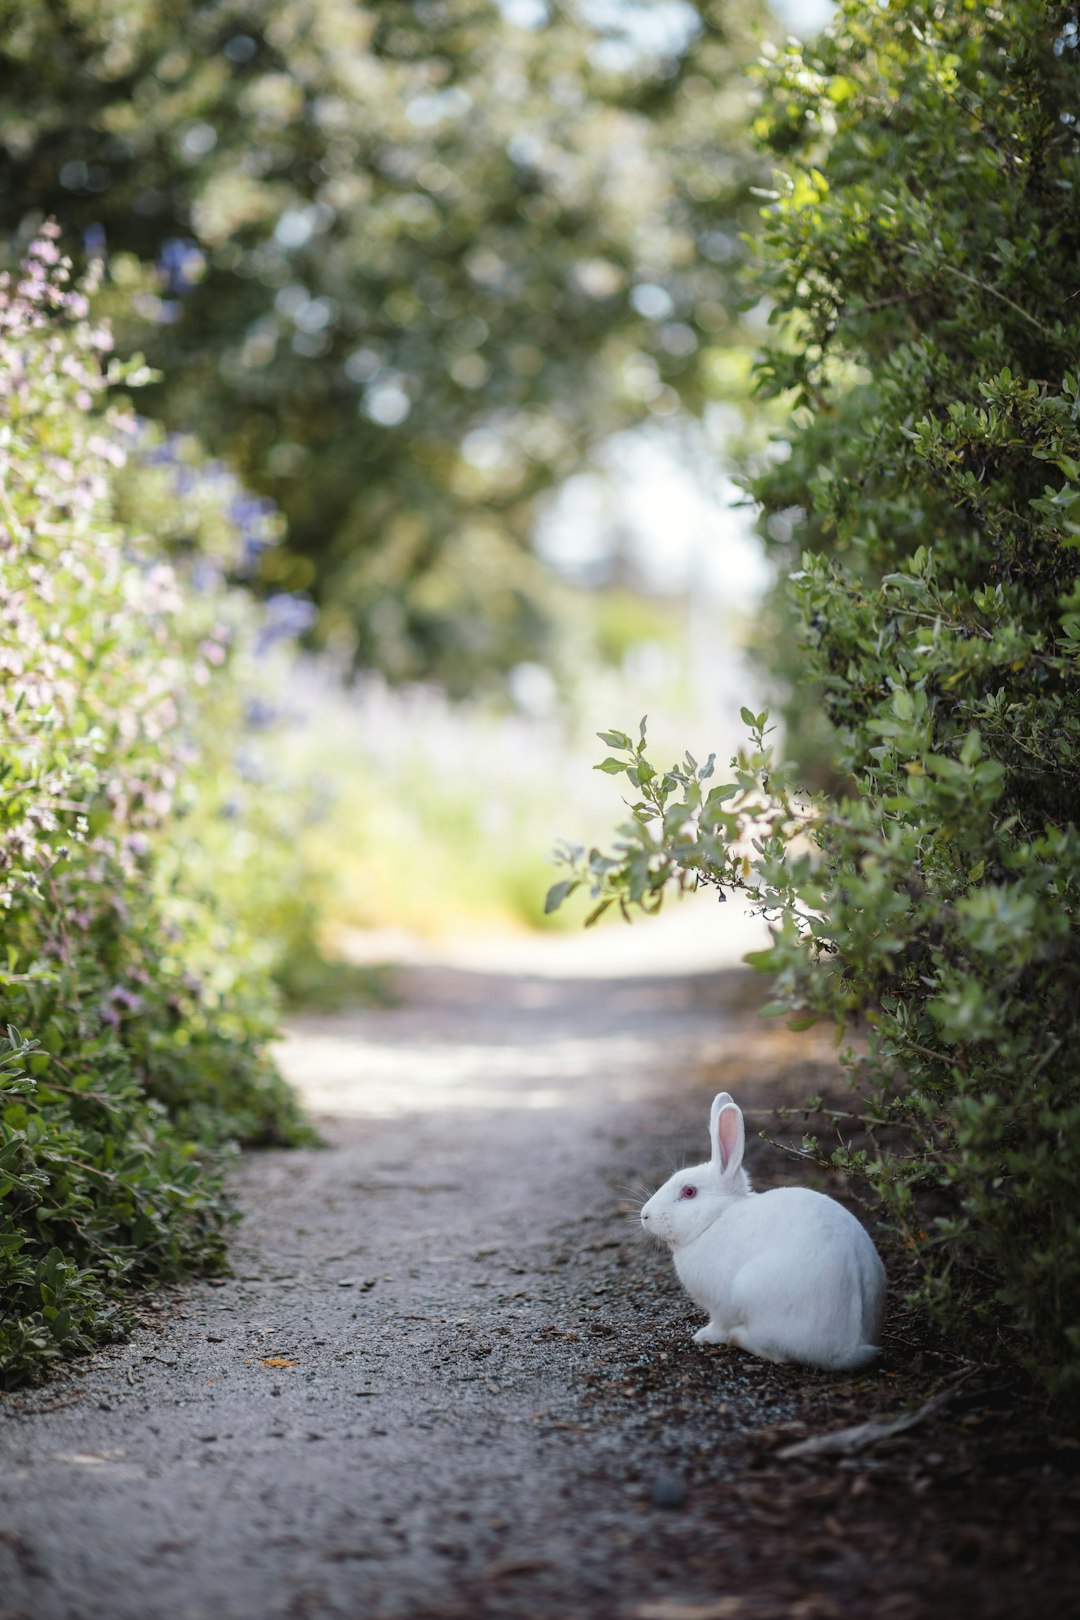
640,1092,886,1370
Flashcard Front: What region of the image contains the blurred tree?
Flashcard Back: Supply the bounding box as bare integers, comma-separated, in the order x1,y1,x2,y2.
0,0,766,691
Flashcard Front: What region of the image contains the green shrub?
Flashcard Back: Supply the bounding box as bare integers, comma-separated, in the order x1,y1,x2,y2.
0,231,309,1387
552,2,1080,1410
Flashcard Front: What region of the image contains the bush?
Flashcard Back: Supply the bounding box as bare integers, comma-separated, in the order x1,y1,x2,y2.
0,231,309,1387
552,2,1080,1410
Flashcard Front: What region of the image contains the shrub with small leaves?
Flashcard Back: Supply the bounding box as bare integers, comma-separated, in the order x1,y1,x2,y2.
0,230,309,1387
552,1,1080,1411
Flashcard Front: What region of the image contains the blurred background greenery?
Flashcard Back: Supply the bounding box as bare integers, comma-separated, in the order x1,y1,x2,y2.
0,0,823,965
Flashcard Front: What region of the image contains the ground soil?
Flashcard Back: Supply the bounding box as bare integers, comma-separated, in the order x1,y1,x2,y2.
1,920,1077,1620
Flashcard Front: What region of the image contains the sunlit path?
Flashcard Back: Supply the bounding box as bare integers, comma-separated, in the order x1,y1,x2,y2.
275,899,771,1118
3,920,1072,1620
2,936,781,1620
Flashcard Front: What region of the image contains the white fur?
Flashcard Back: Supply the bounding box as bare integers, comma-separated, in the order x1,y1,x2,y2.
640,1092,886,1370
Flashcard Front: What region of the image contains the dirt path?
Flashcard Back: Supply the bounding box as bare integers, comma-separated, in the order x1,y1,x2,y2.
1,917,1077,1620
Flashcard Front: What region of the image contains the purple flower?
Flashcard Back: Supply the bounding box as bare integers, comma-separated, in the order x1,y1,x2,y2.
139,431,184,467
192,558,223,594
157,238,206,296
255,591,316,654
244,696,277,729
228,493,273,529
228,491,277,573
101,984,143,1023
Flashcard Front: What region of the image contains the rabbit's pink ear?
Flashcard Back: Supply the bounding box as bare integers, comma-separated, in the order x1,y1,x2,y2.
715,1103,744,1177
709,1091,734,1164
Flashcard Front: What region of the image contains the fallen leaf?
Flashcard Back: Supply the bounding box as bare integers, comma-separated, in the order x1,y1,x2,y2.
487,1556,549,1579
635,1600,746,1620
259,1358,299,1368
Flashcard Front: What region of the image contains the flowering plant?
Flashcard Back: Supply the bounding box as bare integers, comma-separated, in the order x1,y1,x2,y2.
0,230,309,1385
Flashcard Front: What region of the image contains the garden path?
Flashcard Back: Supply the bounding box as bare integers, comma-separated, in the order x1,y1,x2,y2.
1,902,1075,1620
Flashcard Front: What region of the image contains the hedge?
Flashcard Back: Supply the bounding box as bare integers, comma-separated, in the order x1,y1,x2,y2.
0,230,309,1386
551,1,1080,1410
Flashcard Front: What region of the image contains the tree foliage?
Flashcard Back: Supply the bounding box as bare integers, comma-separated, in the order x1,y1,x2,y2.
0,0,766,690
553,1,1080,1408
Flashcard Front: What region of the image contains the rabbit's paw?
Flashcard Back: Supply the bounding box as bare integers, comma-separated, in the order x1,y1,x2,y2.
692,1321,731,1346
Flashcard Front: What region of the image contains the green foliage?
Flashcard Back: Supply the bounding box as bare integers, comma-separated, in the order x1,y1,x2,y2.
0,232,309,1388
745,0,1080,1408
0,0,766,690
0,1022,232,1381
555,2,1080,1409
546,712,790,935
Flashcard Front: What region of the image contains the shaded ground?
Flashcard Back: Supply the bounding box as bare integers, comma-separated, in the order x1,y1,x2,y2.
1,922,1077,1620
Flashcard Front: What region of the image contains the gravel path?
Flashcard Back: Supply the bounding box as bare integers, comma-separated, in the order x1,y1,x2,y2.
2,913,1077,1620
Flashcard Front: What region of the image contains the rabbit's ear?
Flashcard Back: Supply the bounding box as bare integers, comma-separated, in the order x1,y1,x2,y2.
709,1092,735,1163
712,1099,745,1177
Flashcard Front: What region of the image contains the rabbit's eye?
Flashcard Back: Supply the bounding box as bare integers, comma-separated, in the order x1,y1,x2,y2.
679,1185,697,1199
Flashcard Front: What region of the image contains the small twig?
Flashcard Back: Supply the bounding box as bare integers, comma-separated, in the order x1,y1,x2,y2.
35,1079,127,1114
896,242,1058,338
758,1130,825,1165
15,1389,86,1415
942,261,1058,338
898,1037,960,1071
845,288,931,317
778,1371,973,1460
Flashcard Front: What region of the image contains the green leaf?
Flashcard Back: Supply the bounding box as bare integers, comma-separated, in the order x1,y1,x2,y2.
544,879,579,914
595,758,629,775
826,75,858,103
